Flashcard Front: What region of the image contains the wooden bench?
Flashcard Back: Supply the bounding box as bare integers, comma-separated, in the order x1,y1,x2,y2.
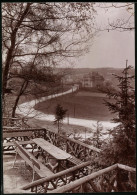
3,140,34,147
67,155,83,166
3,131,33,139
13,141,54,181
3,140,35,153
67,156,92,175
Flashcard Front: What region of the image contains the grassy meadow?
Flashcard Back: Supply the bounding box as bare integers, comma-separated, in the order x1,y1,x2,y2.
34,90,116,121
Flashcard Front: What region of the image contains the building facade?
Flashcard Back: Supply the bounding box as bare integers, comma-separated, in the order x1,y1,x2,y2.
82,72,104,88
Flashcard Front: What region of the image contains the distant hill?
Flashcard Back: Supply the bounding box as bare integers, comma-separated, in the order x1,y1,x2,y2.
55,67,135,88
65,67,134,75
55,67,134,75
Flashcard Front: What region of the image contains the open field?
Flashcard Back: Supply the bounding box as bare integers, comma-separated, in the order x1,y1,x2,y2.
76,91,107,97
26,117,92,134
34,90,116,121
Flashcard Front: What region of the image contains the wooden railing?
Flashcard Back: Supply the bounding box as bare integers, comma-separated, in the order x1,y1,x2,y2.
48,163,136,193
3,117,30,128
21,161,92,193
3,119,136,193
3,128,100,161
21,163,136,193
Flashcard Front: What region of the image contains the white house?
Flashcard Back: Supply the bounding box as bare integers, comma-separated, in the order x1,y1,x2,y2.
82,72,104,88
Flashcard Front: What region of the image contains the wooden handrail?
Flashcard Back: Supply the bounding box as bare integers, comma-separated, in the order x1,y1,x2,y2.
117,164,136,172
3,128,100,152
48,163,136,193
21,161,91,190
48,164,119,193
60,136,101,153
3,117,21,120
3,126,20,129
3,128,45,133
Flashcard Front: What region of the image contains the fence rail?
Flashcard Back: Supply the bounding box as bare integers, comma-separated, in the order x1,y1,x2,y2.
3,117,30,128
3,118,136,193
21,161,91,193
48,163,136,193
3,127,100,161
21,163,136,193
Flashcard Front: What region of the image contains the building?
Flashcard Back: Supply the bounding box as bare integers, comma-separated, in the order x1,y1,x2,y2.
82,72,104,88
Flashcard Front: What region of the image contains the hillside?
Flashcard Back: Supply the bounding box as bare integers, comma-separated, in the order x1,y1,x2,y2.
56,67,135,77
55,67,135,88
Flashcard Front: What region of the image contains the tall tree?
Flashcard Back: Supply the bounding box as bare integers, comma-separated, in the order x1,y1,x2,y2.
2,2,96,117
99,61,135,167
2,2,96,97
9,64,61,118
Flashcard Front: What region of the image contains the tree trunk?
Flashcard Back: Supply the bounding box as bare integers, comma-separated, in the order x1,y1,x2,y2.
2,3,31,97
11,80,28,119
12,94,21,118
58,121,60,133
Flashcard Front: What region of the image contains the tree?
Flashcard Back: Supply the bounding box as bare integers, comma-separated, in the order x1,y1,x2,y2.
99,61,135,167
54,104,67,133
2,2,96,118
97,3,134,32
91,121,104,148
9,64,61,118
83,121,104,148
2,2,96,97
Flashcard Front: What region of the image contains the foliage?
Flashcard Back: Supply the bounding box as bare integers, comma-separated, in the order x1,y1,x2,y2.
98,64,135,167
84,121,104,148
2,2,96,96
9,65,63,118
91,121,104,148
54,104,67,133
2,2,96,117
2,2,95,117
97,3,134,32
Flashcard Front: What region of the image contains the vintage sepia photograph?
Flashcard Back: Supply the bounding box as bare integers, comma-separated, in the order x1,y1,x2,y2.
2,2,136,193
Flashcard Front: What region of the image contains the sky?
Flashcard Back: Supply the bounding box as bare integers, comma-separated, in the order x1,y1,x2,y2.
74,3,135,69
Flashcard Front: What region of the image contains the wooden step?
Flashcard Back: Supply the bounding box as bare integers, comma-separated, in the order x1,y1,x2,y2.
68,156,83,165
